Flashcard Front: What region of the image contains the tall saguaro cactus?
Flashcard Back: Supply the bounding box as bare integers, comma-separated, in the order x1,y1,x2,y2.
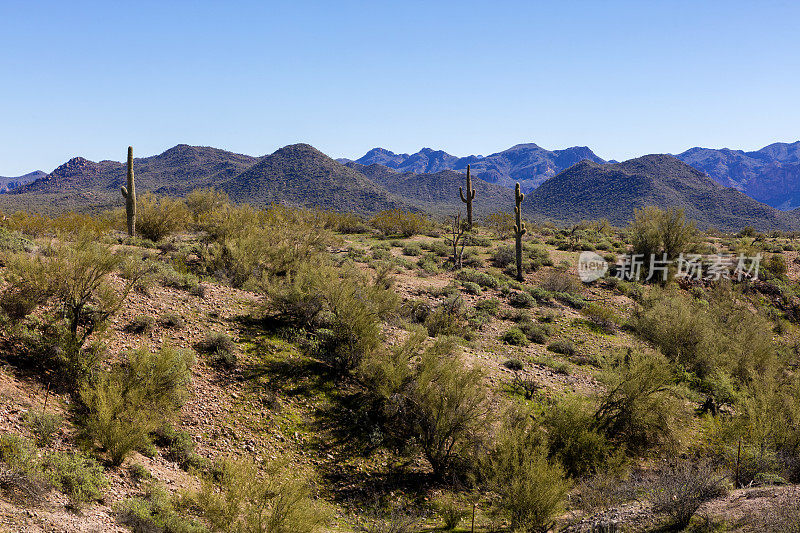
459,164,476,230
514,182,527,281
121,146,136,237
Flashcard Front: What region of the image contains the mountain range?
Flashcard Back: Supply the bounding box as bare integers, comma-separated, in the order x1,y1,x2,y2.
348,144,607,190
2,141,800,231
0,171,45,193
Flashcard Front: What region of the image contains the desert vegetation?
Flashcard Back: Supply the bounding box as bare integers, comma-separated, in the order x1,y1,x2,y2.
0,193,799,532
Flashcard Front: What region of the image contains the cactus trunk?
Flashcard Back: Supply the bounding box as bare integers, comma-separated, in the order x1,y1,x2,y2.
459,164,476,230
121,146,136,237
514,182,527,281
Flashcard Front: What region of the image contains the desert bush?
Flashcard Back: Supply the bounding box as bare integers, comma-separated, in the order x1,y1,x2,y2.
539,270,582,294
650,460,728,529
0,434,106,507
455,268,500,289
42,450,106,507
460,280,482,295
491,244,516,268
194,458,328,533
547,338,575,356
543,397,613,478
424,295,465,337
353,502,425,533
595,350,687,454
765,253,788,278
508,290,536,308
125,314,156,334
434,493,468,530
401,242,422,256
581,303,618,333
0,227,34,253
517,321,549,344
118,483,207,533
632,287,774,381
185,187,231,224
1,239,140,387
160,312,186,329
362,335,490,479
154,425,205,471
136,193,190,242
474,298,500,316
629,206,696,280
502,328,529,346
485,211,516,239
77,346,195,465
490,409,571,532
23,410,62,447
421,239,450,257
198,204,330,288
370,209,430,238
196,332,238,369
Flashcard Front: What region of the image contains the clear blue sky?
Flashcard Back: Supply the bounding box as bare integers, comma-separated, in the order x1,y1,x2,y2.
1,0,798,175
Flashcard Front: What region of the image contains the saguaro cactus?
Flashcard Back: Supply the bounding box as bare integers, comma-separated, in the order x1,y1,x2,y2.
121,146,136,237
514,182,527,281
459,164,476,230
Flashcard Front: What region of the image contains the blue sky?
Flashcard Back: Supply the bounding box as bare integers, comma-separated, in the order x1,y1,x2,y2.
1,0,798,175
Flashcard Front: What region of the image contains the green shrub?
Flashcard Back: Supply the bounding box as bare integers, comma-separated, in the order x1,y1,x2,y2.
543,398,613,478
77,346,195,465
125,314,156,334
194,458,328,533
417,252,441,274
502,328,529,346
137,193,190,242
117,483,207,533
401,242,422,256
518,321,549,344
154,425,205,471
632,287,774,380
42,450,106,507
460,281,482,295
185,187,230,224
160,312,186,329
196,332,238,369
547,339,575,356
0,227,34,253
424,296,465,337
490,410,571,532
455,268,500,289
421,239,450,257
491,244,516,268
581,303,618,333
595,350,687,454
23,410,62,447
503,358,525,371
435,493,468,530
539,270,582,294
474,298,500,316
508,291,536,308
1,238,139,387
370,209,430,237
